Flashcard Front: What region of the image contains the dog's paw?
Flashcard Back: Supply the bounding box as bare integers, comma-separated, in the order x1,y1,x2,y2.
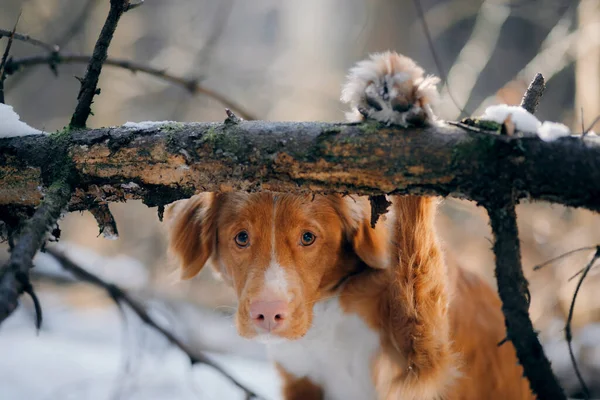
341,51,440,126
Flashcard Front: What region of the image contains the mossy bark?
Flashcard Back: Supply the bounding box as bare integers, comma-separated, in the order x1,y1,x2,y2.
0,121,599,212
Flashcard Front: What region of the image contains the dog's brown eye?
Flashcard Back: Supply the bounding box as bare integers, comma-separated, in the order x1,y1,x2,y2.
301,231,316,246
235,230,250,248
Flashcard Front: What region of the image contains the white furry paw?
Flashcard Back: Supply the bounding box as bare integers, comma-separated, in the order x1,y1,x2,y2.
341,51,440,126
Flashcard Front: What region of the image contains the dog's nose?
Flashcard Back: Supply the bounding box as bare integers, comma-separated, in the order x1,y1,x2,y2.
249,300,288,331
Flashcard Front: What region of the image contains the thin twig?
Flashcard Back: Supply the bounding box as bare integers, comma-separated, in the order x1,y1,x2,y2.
5,52,257,120
125,0,144,12
519,73,545,114
0,28,59,53
411,0,467,118
0,183,72,327
583,115,600,137
70,0,130,128
533,246,597,271
564,247,599,400
0,13,21,104
45,247,261,399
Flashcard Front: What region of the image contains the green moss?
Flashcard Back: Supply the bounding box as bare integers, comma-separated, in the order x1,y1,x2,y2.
45,125,77,184
461,118,501,133
358,120,381,135
161,122,185,132
452,134,497,167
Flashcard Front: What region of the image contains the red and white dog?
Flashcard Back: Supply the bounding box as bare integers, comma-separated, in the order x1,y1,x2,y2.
166,52,534,400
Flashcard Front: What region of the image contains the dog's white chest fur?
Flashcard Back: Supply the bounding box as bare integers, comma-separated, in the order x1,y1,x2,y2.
267,298,380,400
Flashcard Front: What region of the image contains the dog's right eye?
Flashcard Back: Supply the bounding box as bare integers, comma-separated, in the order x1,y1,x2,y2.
235,230,250,248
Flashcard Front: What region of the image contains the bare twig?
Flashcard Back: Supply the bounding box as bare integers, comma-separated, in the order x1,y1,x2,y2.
0,13,20,104
411,0,467,118
437,0,510,119
0,28,59,53
89,204,118,239
5,52,257,120
564,247,600,399
125,0,143,12
520,73,546,114
485,202,567,399
45,247,261,399
533,246,598,271
70,0,130,128
583,115,600,136
224,108,242,124
0,183,71,327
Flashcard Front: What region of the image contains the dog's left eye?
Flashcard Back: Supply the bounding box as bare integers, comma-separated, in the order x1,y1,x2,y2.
300,231,316,246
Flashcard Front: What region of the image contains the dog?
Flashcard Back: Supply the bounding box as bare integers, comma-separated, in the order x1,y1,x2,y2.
165,52,534,400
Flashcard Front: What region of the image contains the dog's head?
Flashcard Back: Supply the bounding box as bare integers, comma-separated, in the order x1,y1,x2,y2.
165,192,392,341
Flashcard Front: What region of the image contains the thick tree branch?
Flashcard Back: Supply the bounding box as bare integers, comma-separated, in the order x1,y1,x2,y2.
1,121,599,212
70,0,129,128
485,201,566,399
45,247,260,399
0,182,71,326
484,75,565,399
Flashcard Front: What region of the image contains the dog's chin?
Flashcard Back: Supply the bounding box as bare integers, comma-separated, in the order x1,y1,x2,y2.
252,333,290,345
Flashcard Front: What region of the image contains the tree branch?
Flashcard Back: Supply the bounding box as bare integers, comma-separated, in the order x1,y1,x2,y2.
484,74,566,399
70,0,129,128
0,28,60,53
89,203,118,239
5,52,257,121
485,201,567,399
45,247,260,399
1,121,599,212
0,182,71,326
520,73,545,114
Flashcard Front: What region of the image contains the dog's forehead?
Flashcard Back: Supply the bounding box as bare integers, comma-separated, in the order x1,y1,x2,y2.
219,193,342,227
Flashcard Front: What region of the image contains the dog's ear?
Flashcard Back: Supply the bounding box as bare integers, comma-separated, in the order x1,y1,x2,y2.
336,196,394,270
165,193,220,280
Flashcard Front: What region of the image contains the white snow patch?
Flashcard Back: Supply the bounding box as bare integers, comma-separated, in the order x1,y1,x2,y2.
0,104,43,137
0,306,281,400
537,121,571,142
123,121,176,130
482,104,541,133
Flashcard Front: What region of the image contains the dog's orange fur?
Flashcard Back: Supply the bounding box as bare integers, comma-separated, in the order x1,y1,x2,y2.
166,192,534,400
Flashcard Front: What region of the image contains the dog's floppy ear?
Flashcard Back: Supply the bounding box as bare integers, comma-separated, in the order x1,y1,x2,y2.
165,193,220,280
336,196,394,270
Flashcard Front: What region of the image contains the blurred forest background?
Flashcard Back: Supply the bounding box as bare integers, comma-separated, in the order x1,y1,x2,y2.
0,0,599,399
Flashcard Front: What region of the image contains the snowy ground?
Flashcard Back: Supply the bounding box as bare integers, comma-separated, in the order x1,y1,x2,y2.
0,293,282,400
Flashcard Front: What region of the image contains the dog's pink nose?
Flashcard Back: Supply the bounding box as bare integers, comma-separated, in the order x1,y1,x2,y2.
249,301,288,331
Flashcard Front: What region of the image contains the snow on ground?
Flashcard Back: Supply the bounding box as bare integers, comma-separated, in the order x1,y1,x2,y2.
0,104,43,137
0,291,281,400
